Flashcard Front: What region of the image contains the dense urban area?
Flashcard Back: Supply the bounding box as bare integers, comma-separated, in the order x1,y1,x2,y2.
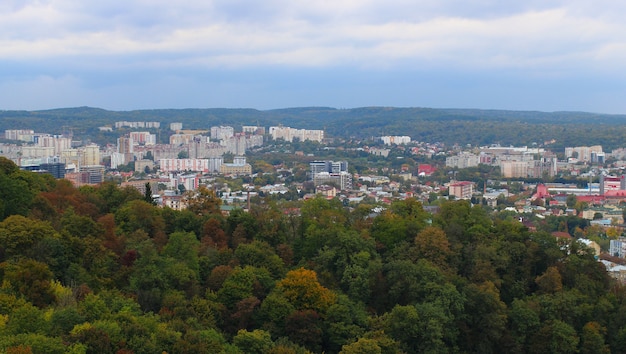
2,110,626,353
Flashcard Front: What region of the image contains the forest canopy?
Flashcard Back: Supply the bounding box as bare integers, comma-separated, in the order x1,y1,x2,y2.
0,156,622,353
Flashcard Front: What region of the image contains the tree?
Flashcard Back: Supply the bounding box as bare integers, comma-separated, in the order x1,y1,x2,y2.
566,194,577,208
412,226,452,269
460,281,507,353
115,200,166,247
144,183,156,205
284,310,323,352
0,215,59,260
529,320,579,354
177,150,189,159
2,259,55,308
276,268,336,313
535,266,563,294
184,186,222,217
580,321,610,354
232,329,274,354
340,338,382,354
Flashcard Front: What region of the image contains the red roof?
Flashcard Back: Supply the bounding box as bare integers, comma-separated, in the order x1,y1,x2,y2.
552,231,572,239
604,190,626,197
450,181,473,187
418,164,437,175
577,195,606,203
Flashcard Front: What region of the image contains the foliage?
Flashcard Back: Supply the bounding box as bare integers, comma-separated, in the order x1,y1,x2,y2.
0,169,622,352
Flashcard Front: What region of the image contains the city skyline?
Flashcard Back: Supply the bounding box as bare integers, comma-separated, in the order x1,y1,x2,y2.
2,1,626,113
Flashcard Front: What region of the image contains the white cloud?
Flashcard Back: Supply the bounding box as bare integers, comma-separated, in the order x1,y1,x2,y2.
1,1,626,75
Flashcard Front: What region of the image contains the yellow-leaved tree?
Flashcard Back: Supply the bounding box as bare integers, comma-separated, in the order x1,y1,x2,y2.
276,268,336,312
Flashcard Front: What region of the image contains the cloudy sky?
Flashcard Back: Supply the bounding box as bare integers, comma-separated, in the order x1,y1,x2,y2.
1,0,626,113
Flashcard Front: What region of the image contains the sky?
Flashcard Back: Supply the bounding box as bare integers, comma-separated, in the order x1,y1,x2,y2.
2,0,626,113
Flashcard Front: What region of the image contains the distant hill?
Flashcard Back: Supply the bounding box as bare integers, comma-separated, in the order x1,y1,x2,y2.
2,106,626,150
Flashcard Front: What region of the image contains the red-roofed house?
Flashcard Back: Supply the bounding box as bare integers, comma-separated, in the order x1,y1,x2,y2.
418,164,437,177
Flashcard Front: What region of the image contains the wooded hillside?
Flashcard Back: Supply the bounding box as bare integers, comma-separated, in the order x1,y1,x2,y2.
0,157,622,353
2,106,626,149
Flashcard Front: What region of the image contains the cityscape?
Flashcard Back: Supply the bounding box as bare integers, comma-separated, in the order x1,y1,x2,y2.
4,0,626,352
4,119,626,272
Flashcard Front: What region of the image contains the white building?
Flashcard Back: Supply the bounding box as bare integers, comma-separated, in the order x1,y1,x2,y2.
211,126,235,141
115,121,160,129
160,158,223,173
21,146,55,159
130,132,156,146
81,144,101,167
269,126,324,143
446,152,480,169
313,171,353,190
380,136,411,145
221,134,247,155
565,145,603,162
5,129,35,142
37,136,72,155
610,238,626,258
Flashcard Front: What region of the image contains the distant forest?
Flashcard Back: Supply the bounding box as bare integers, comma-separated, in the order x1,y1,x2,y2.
2,106,626,150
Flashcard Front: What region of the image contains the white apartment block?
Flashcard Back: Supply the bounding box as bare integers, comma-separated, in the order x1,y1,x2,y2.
446,153,480,169
243,126,265,135
211,126,235,141
115,121,160,129
160,158,223,173
565,145,603,162
21,146,55,159
221,134,247,155
246,135,264,149
499,158,556,178
381,136,411,145
170,134,199,145
38,136,72,156
80,144,101,167
5,130,35,142
129,132,156,146
170,122,183,131
60,148,80,167
269,126,324,142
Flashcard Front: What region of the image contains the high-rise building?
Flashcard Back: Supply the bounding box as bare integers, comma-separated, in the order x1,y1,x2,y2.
310,160,348,174
130,132,156,146
313,172,353,190
80,165,105,184
310,160,351,190
599,175,626,195
81,144,101,167
222,133,247,155
210,126,234,141
117,136,134,166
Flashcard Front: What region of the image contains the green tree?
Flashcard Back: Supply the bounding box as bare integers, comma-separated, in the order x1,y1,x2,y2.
460,281,507,353
580,321,610,354
340,338,382,354
2,259,55,308
144,182,156,205
232,329,274,354
0,215,59,260
529,320,579,354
